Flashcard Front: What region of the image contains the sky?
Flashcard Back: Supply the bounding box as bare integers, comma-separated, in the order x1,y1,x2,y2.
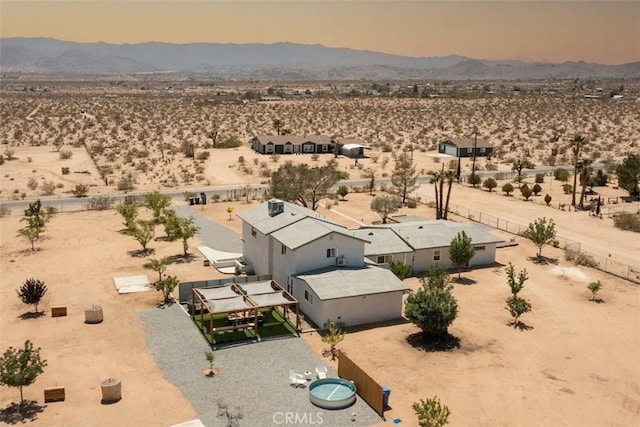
1,0,638,65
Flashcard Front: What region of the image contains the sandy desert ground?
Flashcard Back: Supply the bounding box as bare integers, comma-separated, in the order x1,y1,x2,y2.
1,80,639,426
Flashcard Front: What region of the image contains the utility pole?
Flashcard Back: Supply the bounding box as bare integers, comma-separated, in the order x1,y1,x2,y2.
471,132,478,175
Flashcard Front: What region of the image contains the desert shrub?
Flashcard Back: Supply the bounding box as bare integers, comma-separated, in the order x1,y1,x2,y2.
554,167,570,182
406,199,418,208
483,177,497,192
413,396,451,427
502,182,514,195
86,195,115,210
0,205,10,217
196,151,210,160
520,184,532,200
117,173,135,191
71,184,89,197
215,136,243,149
612,212,640,233
311,154,320,161
544,194,552,206
562,183,573,194
61,167,70,175
565,249,598,267
389,260,412,280
494,172,506,180
468,173,481,188
485,161,498,171
0,155,4,165
27,177,38,190
59,150,73,160
41,181,56,196
535,173,545,183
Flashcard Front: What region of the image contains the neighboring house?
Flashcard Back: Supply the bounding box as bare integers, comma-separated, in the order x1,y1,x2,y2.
353,220,503,274
250,135,336,155
438,138,494,158
237,199,408,328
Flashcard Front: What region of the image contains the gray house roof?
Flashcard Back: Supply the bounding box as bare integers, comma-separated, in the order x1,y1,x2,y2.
272,217,367,250
252,135,334,146
443,138,493,149
385,220,503,251
296,265,409,300
237,200,339,235
352,227,413,255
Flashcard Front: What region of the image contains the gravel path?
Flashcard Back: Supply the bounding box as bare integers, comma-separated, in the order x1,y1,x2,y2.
174,205,242,253
139,305,382,427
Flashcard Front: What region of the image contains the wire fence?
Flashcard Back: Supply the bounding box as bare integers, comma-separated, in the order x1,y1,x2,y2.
420,195,639,284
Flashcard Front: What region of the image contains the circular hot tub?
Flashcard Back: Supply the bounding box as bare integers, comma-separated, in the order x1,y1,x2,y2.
309,378,356,410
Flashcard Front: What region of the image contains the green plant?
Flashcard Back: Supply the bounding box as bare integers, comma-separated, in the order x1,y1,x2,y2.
612,212,640,233
321,321,345,361
565,249,599,267
616,154,639,197
448,231,475,279
143,256,172,282
544,194,552,206
504,263,531,327
389,260,412,280
535,173,545,184
205,351,215,376
0,340,47,404
155,274,179,304
337,185,349,200
520,184,532,200
404,265,458,338
61,167,70,175
71,184,89,198
467,172,481,188
562,183,573,194
588,280,602,301
130,220,155,253
87,195,115,211
482,177,497,192
371,195,401,223
522,217,557,259
117,203,139,230
532,183,542,195
413,396,451,427
59,149,73,160
17,200,55,251
16,278,47,314
502,182,514,195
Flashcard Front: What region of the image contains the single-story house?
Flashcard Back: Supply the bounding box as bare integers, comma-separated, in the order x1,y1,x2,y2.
292,265,409,329
250,135,336,155
354,220,503,274
438,137,494,158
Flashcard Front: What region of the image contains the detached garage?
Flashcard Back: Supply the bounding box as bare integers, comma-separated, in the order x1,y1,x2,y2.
291,265,409,329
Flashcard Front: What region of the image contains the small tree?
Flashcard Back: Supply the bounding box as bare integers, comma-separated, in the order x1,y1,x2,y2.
17,200,56,251
502,182,514,196
520,184,532,200
544,194,552,206
143,256,172,282
226,206,234,221
389,260,412,280
588,280,603,301
482,177,497,192
155,274,179,304
391,152,419,204
0,340,47,404
337,185,349,201
117,203,139,230
522,217,556,259
404,265,458,338
71,184,89,198
467,173,481,188
321,321,345,361
448,231,475,279
16,278,47,314
413,396,451,427
143,191,171,224
130,220,155,253
164,214,200,256
504,263,531,327
370,195,401,224
532,183,542,195
205,351,215,376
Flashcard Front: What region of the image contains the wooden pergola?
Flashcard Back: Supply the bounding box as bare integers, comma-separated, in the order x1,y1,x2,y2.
191,280,300,339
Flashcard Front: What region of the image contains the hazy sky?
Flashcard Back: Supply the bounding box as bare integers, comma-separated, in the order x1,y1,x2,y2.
1,1,638,64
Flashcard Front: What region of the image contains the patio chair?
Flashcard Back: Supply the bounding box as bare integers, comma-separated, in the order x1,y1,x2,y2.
316,365,328,380
289,370,307,388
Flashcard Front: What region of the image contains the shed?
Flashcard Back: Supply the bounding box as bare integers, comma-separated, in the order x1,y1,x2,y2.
438,138,493,158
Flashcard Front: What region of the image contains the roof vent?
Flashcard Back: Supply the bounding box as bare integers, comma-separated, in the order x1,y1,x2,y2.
418,226,423,229
267,199,285,217
368,232,374,236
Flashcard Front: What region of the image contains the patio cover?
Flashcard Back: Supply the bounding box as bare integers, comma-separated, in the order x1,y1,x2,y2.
248,291,293,307
196,286,239,300
238,281,277,295
201,295,252,313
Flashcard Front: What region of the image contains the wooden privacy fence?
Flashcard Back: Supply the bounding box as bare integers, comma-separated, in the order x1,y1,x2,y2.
338,351,384,417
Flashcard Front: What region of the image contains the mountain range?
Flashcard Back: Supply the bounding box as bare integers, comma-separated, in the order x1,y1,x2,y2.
1,38,638,80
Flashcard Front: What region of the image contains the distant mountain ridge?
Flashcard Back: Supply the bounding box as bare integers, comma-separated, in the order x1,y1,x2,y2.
1,37,638,80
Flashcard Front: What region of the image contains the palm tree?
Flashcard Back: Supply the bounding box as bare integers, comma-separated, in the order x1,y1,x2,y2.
442,169,457,220
570,134,585,207
578,159,594,209
272,119,284,135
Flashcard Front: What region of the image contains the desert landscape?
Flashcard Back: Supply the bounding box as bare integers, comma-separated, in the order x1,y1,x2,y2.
1,77,639,426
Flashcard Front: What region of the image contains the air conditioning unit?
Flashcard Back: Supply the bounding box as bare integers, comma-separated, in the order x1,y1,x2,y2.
336,258,346,266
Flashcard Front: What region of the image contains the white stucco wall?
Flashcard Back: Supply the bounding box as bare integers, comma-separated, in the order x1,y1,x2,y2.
410,244,497,274
241,221,271,275
293,233,365,273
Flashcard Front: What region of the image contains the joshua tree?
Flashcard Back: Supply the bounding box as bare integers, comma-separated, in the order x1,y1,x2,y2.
272,119,284,135
569,134,586,207
578,159,594,209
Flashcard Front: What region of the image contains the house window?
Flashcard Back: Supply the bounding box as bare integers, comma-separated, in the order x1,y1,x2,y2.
434,250,441,261
304,144,315,153
376,255,391,264
304,290,313,304
440,144,444,151
480,147,486,154
467,148,473,154
475,246,486,251
326,248,336,258
281,244,287,254
251,227,256,237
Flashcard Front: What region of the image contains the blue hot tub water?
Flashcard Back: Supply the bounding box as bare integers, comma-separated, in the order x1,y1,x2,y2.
312,382,354,400
309,378,357,410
